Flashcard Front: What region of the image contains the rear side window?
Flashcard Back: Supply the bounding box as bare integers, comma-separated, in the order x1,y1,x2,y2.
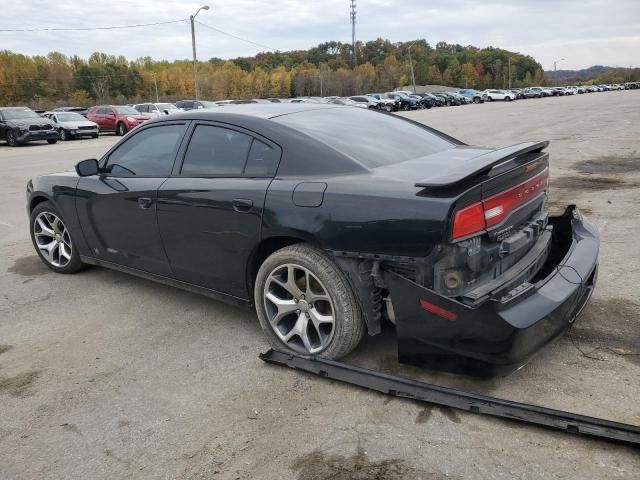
181,125,252,176
245,140,279,176
274,108,454,168
104,124,185,177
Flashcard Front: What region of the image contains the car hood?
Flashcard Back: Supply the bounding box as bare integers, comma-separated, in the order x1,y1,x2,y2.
58,120,97,128
6,118,53,128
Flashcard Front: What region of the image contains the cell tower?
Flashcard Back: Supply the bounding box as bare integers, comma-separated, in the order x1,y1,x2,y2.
350,0,357,69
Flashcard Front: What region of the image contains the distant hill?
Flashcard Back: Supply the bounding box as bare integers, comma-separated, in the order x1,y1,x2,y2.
546,65,613,82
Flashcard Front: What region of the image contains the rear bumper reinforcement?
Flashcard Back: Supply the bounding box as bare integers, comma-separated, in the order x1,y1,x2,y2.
260,349,640,447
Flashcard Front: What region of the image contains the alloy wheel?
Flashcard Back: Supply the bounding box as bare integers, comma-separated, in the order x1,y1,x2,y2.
263,263,335,354
33,212,72,267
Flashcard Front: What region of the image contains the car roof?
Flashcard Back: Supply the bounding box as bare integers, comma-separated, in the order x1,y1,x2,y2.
0,106,31,111
164,103,343,120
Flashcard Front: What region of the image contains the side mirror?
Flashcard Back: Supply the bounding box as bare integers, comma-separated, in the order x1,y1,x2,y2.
76,158,100,177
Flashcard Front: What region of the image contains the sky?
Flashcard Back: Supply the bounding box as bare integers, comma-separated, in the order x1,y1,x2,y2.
2,0,639,70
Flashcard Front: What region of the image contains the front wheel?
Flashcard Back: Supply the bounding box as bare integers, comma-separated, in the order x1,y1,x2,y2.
254,244,365,360
59,129,69,141
6,129,19,146
473,97,480,104
401,103,410,111
30,201,84,274
47,139,58,144
117,122,128,136
385,104,393,112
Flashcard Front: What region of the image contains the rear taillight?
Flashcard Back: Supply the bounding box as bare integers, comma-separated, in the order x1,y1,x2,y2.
452,167,549,240
452,201,485,240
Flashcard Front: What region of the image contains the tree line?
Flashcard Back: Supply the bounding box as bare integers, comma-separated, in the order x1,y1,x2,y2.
0,39,549,109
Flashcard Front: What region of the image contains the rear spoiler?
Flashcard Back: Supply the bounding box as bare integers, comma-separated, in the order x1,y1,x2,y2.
415,141,549,188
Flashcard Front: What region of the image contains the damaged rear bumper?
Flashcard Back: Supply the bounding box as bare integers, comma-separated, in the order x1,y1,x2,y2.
385,206,599,376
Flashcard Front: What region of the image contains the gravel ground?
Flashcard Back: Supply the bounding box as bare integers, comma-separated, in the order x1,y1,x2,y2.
1,91,639,479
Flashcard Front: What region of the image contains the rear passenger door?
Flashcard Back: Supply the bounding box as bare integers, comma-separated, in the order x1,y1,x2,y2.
157,122,281,298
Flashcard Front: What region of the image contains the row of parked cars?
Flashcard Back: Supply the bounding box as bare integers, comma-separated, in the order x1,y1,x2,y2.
1,81,638,146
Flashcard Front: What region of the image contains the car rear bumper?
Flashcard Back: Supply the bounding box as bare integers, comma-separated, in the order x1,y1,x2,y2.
384,206,599,377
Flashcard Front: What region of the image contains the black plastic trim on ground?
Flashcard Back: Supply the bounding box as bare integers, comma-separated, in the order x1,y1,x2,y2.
259,349,640,447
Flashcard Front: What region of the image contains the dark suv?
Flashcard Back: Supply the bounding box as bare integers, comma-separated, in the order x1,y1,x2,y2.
175,100,219,110
0,107,59,146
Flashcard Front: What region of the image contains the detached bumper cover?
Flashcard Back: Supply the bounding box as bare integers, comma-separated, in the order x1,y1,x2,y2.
385,207,599,376
17,130,59,143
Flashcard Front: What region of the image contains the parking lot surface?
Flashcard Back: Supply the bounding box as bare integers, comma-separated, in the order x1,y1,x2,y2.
1,91,639,479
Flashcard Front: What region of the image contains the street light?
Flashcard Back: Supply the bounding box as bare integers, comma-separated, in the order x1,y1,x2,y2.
407,43,417,93
553,58,565,86
190,5,210,100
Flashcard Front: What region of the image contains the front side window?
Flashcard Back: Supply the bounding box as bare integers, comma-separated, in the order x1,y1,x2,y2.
181,125,252,176
104,124,185,177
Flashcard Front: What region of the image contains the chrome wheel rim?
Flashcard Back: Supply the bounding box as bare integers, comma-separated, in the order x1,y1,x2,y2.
264,264,335,354
33,212,72,267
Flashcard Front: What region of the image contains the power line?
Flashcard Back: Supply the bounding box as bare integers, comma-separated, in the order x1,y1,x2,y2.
194,20,275,51
0,19,186,32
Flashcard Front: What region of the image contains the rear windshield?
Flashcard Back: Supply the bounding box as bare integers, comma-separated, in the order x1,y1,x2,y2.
274,108,454,168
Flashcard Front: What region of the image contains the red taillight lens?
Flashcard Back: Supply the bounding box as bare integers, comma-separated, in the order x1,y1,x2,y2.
483,168,549,228
451,167,549,240
452,201,485,240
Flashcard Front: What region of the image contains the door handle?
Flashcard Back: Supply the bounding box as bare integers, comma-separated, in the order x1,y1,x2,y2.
138,197,153,209
232,198,253,213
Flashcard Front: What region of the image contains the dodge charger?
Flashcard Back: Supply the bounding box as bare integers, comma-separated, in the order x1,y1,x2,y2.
26,104,599,376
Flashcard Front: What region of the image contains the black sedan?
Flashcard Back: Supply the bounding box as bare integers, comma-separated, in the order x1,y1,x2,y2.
26,104,599,376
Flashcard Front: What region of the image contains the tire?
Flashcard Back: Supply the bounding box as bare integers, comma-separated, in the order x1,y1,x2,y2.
385,104,393,113
401,103,410,111
506,96,512,102
254,244,365,360
59,129,69,141
92,133,99,139
117,122,128,136
29,201,84,274
6,129,19,146
473,97,480,104
47,139,58,144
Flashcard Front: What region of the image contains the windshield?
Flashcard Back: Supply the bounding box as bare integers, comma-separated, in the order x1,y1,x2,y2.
115,106,139,114
55,112,85,122
156,103,179,111
3,109,40,120
274,108,454,168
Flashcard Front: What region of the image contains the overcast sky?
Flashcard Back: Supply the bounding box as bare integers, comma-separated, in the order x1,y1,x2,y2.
2,0,639,70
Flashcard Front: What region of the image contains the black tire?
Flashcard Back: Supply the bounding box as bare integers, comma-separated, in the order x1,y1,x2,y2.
29,201,84,274
6,129,18,147
254,244,365,360
47,139,58,144
506,96,512,102
59,129,69,141
401,103,410,111
117,122,128,136
92,133,99,139
385,104,393,113
473,97,480,104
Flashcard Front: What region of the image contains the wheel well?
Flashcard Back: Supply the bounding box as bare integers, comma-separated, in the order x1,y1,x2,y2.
246,236,305,298
29,196,49,212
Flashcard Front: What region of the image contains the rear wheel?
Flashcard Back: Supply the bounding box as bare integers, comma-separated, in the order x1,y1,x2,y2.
30,201,84,274
254,244,365,360
47,139,58,144
117,122,128,136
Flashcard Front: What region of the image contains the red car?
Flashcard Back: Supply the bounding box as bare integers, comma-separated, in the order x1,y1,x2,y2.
86,105,151,136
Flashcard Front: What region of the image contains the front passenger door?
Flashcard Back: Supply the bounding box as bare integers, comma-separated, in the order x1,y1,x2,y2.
76,122,188,275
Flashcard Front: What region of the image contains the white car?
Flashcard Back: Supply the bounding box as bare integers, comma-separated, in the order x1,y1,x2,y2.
565,86,578,95
134,102,183,118
483,89,515,101
42,111,99,141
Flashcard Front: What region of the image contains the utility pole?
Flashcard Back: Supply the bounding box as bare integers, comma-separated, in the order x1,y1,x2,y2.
153,74,159,102
408,43,417,92
190,5,210,100
350,0,357,69
553,58,565,86
508,57,512,89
